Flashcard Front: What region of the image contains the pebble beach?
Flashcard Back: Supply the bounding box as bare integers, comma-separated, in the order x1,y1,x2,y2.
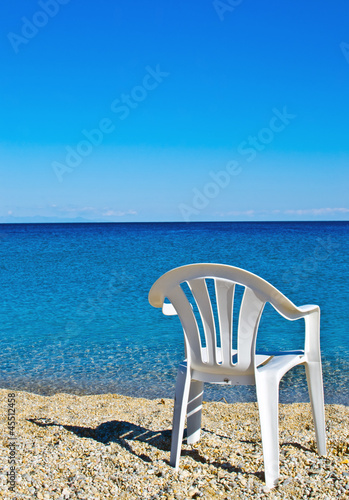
0,390,348,499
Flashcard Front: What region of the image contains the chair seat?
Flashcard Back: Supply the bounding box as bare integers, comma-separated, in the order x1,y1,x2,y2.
200,347,305,372
190,349,305,385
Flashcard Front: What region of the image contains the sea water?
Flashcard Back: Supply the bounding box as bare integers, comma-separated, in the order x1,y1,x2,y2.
0,222,348,404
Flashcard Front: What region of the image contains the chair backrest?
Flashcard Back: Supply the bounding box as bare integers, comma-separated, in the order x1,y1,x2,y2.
149,264,300,376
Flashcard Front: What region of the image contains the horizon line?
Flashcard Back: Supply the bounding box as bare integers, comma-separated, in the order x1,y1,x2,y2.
1,220,348,225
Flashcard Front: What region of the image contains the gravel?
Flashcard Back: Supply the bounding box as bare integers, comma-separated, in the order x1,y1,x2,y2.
0,389,348,499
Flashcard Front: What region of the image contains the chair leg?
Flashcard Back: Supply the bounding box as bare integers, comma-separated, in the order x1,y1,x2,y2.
305,361,326,456
187,380,204,444
170,362,191,469
255,374,280,489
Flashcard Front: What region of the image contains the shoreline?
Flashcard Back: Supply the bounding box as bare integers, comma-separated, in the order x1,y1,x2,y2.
1,381,348,407
0,389,348,499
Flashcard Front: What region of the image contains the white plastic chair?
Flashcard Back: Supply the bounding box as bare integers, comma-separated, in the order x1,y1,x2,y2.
148,263,326,488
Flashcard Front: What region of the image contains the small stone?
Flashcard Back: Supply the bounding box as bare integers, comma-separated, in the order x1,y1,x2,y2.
61,488,71,499
309,468,322,475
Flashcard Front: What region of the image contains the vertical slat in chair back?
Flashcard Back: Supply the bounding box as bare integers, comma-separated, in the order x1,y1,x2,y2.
166,285,203,367
215,278,234,368
188,278,217,364
236,287,265,371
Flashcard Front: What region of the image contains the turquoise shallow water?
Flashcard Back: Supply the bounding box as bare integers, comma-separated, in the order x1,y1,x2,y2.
0,221,348,404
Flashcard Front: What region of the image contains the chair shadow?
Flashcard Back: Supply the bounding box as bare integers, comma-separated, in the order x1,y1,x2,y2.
28,417,172,463
280,441,315,453
28,418,270,480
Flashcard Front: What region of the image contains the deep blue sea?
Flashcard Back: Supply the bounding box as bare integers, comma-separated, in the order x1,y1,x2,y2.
0,222,348,404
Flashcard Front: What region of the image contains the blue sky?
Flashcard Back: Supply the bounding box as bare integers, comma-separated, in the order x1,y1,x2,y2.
0,0,348,222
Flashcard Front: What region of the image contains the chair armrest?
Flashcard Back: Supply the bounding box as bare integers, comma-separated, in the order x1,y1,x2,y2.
162,300,195,316
302,307,321,362
162,302,178,316
271,302,321,361
297,304,320,315
281,304,321,361
271,301,320,321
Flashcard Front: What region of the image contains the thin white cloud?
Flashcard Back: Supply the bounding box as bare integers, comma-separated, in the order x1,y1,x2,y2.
217,208,349,217
50,206,138,218
102,209,137,217
217,210,256,216
284,208,349,215
58,206,96,214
